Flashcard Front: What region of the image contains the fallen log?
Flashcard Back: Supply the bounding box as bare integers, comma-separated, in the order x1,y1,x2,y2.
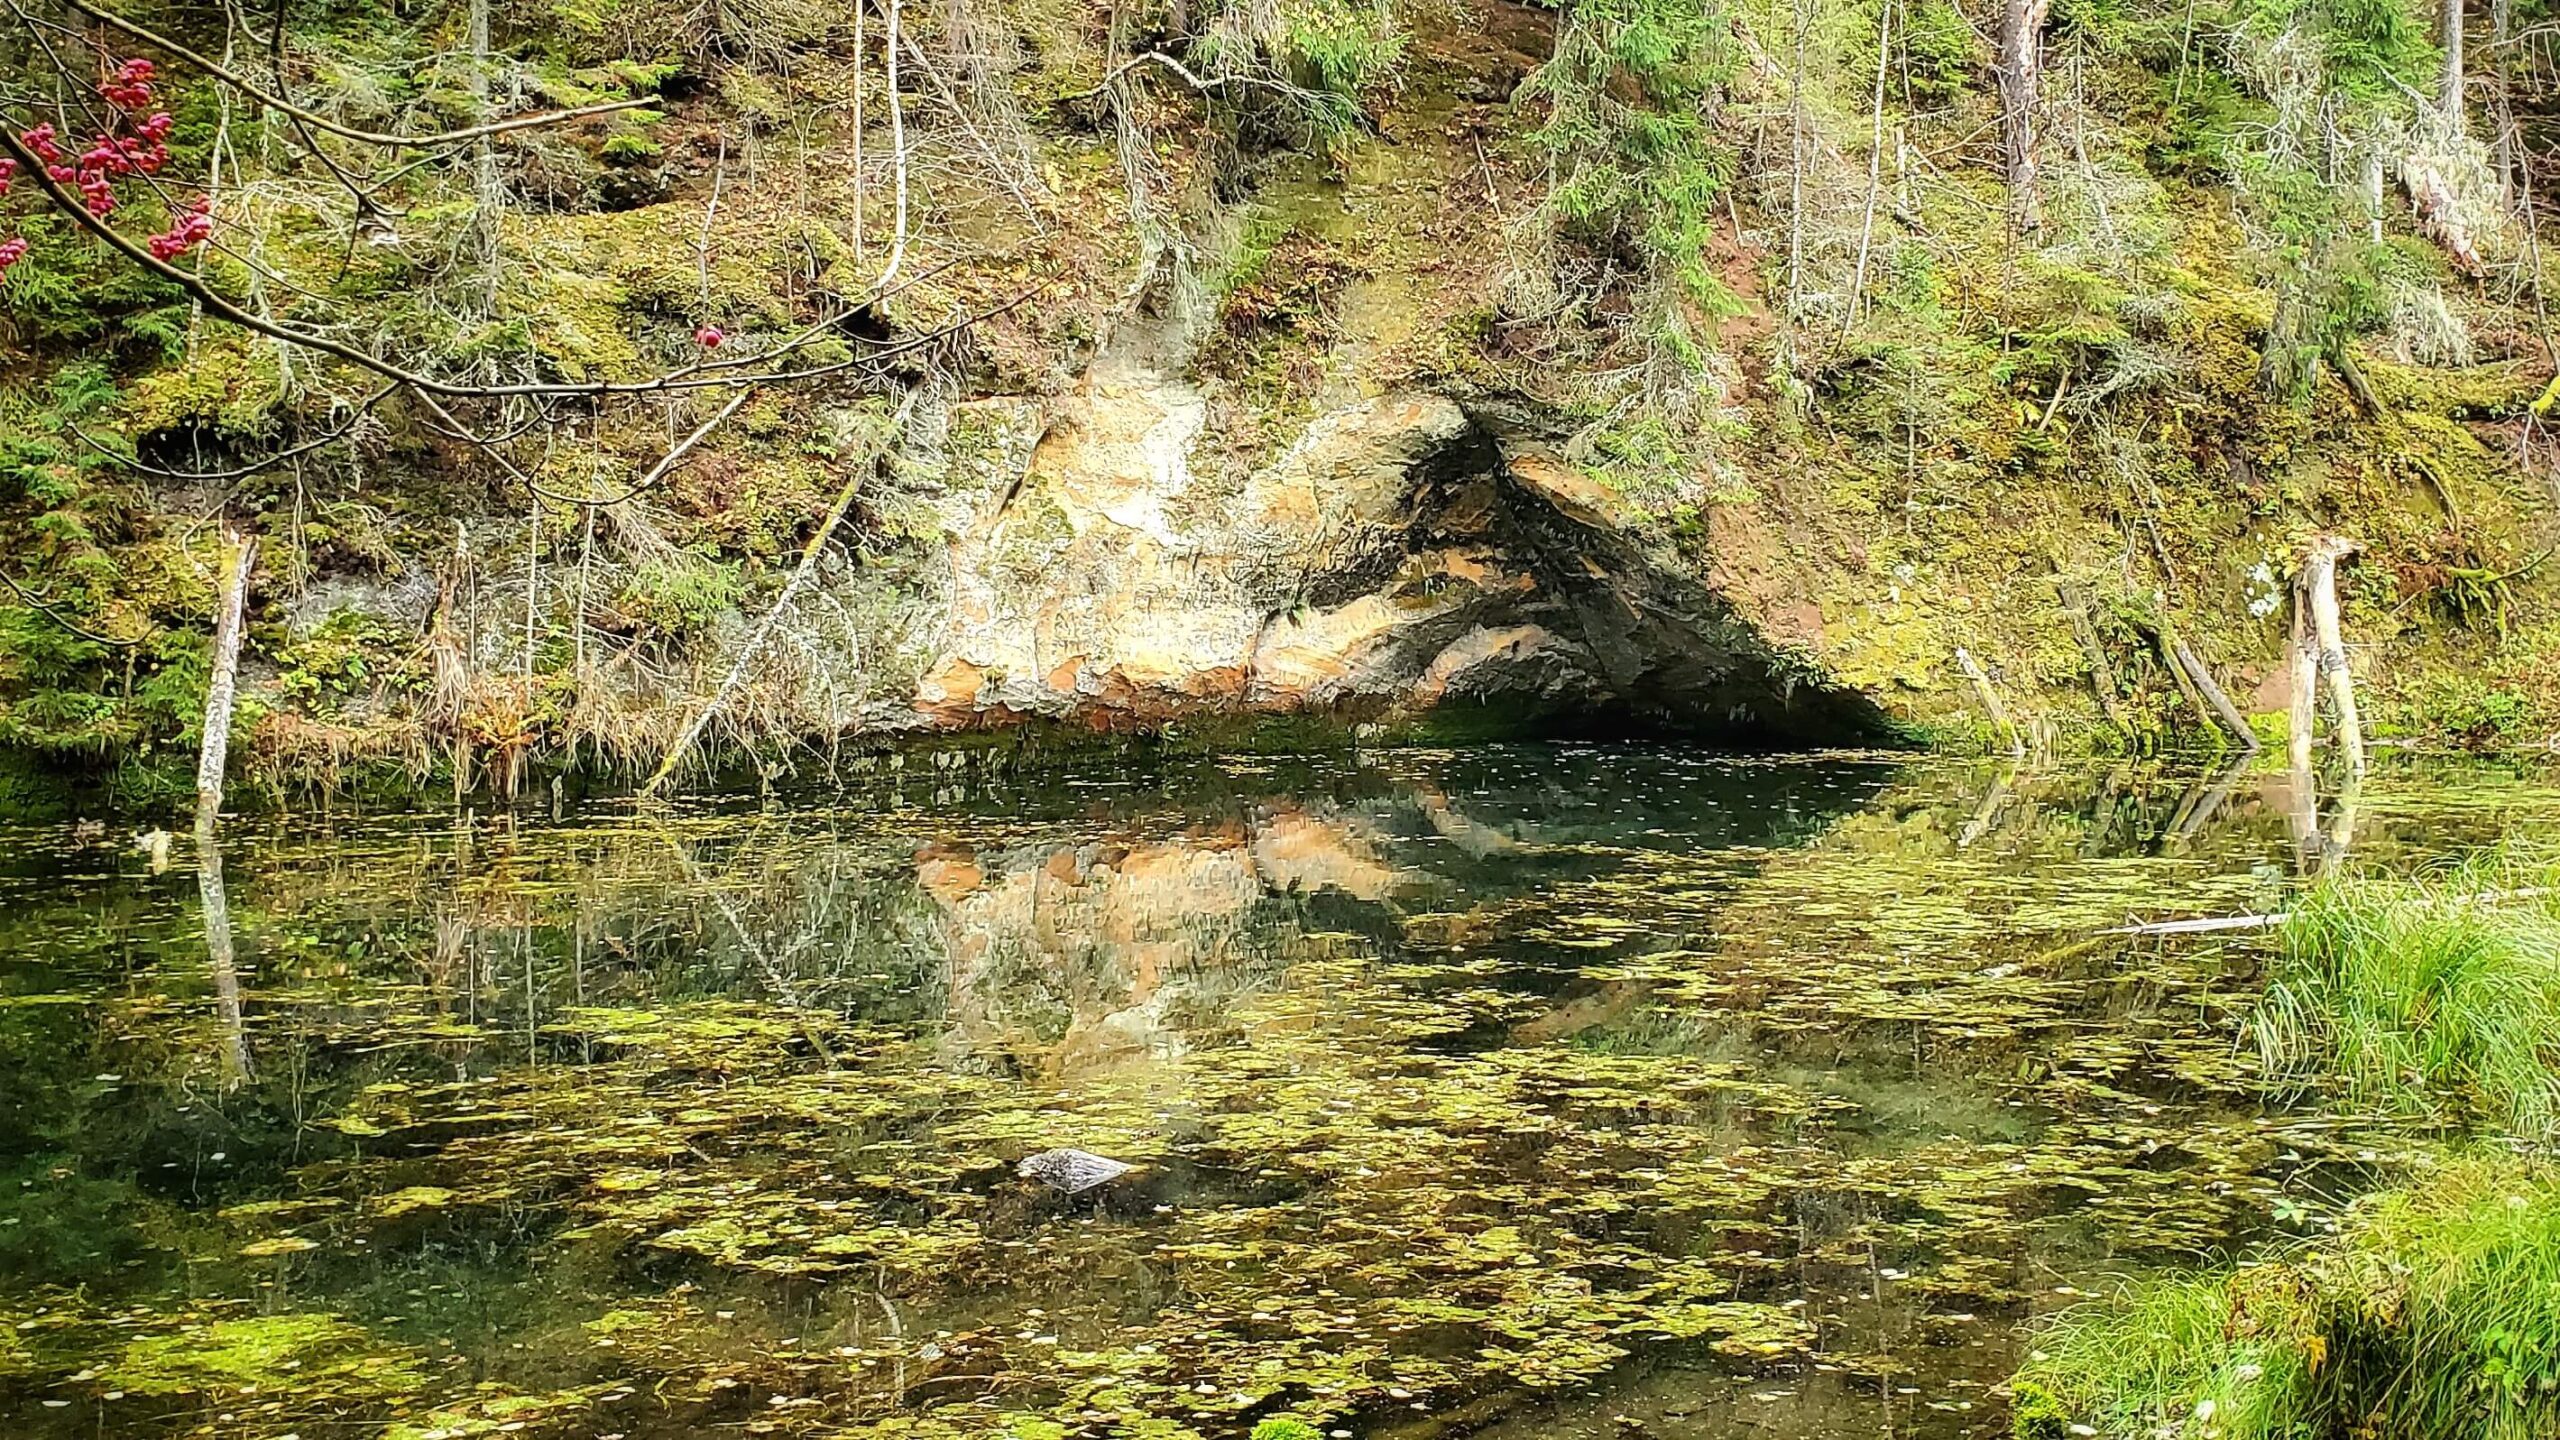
2172,638,2260,752
2103,886,2556,936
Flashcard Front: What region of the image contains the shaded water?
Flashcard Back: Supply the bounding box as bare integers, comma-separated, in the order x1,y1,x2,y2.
2,747,2554,1440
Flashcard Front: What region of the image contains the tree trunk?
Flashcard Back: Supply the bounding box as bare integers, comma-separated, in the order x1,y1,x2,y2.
2301,537,2366,777
2490,0,2515,209
2054,581,2128,732
194,530,257,828
2441,0,2465,124
1955,646,2027,758
2172,639,2260,752
2364,147,2385,244
196,822,251,1087
1998,0,2050,229
2286,583,2318,774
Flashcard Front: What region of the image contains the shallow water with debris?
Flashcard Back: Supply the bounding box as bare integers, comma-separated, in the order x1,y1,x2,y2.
2,747,2552,1440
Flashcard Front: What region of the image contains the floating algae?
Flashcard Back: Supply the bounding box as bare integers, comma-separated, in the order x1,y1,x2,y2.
0,750,2553,1440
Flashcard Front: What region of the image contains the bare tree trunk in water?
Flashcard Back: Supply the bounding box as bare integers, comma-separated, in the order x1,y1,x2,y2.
2323,780,2361,870
2301,536,2366,778
195,531,257,828
2172,639,2260,752
197,823,251,1087
1998,0,2049,229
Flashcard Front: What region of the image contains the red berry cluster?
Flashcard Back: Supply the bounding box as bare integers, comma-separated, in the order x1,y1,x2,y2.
2,57,191,279
148,197,211,259
100,57,158,110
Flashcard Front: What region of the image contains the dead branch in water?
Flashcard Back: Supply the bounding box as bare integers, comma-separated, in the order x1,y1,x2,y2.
2104,888,2558,937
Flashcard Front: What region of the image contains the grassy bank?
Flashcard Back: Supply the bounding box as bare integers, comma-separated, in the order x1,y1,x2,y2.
2013,859,2560,1439
2259,856,2560,1139
2016,1155,2560,1440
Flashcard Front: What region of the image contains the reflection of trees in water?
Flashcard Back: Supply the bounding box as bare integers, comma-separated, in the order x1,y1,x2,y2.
195,824,251,1090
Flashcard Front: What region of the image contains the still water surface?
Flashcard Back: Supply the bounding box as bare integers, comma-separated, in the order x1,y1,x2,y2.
2,747,2554,1440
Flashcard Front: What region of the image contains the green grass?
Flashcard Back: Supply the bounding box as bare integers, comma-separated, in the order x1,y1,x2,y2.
2013,1272,2320,1440
2019,866,2560,1439
2254,852,2560,1138
2016,1154,2560,1440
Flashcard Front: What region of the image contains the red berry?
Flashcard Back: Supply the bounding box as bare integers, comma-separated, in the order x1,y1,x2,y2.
694,325,724,348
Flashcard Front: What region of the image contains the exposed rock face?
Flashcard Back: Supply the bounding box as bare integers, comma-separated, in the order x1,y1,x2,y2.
904,344,1888,744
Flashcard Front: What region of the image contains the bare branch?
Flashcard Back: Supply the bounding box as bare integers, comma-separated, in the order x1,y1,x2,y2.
68,384,400,482
1,125,1048,399
53,0,651,149
0,567,144,646
563,388,756,508
1070,48,1362,126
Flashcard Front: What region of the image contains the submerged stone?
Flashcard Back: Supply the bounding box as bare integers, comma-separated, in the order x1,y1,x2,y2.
1015,1148,1136,1194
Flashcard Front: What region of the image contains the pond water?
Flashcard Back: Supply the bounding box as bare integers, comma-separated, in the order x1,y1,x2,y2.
3,746,2555,1440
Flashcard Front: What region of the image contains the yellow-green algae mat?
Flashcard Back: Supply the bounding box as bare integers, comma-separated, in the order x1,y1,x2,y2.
1,751,2550,1440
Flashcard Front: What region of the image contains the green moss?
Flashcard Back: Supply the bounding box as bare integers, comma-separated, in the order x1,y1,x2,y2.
109,1313,428,1400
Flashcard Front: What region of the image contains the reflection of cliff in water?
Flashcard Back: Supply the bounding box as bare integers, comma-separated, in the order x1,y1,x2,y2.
912,750,1897,1078
918,809,1405,1077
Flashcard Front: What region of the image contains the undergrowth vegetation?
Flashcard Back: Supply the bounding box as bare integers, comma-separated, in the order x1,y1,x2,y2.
2017,1154,2560,1440
0,0,2553,804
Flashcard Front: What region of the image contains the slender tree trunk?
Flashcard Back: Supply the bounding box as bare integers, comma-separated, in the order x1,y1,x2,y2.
468,0,500,315
853,0,868,270
2490,0,2515,209
1841,0,1893,337
195,530,257,828
880,0,910,287
2364,147,2385,243
2286,584,2318,774
1784,0,1812,315
2441,0,2465,124
1998,0,2050,229
643,414,893,794
1955,646,2027,757
2301,537,2365,777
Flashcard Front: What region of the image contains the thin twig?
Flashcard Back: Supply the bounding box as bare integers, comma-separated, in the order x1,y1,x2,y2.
68,384,398,482
0,569,144,647
54,0,650,149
